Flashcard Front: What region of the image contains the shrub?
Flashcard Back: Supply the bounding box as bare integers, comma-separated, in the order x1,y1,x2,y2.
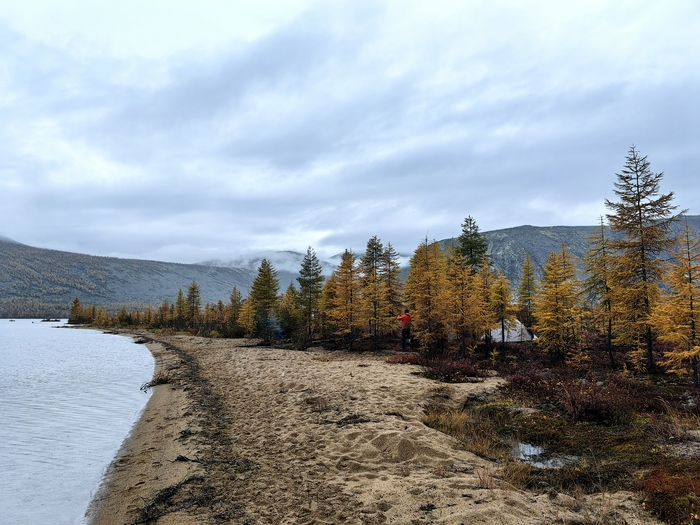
422,358,487,383
559,373,637,425
636,462,700,525
385,353,422,365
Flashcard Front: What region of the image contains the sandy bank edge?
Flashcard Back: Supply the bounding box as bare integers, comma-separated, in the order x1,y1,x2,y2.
85,336,202,525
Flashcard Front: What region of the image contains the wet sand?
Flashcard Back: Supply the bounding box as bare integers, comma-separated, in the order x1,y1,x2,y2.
86,332,660,524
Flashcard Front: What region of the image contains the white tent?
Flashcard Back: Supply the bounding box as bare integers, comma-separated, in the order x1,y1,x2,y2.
489,319,536,343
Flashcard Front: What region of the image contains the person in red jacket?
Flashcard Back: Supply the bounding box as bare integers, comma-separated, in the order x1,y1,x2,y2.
397,309,412,350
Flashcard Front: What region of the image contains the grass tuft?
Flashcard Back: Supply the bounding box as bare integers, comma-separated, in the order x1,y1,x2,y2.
140,372,173,392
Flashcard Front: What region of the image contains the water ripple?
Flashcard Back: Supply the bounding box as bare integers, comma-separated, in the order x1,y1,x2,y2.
0,320,153,525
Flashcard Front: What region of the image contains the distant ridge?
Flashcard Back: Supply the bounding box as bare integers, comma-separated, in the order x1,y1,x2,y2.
443,215,700,288
2,215,698,318
0,239,257,318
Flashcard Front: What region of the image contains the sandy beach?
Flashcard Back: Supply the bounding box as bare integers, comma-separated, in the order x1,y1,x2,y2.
86,333,661,524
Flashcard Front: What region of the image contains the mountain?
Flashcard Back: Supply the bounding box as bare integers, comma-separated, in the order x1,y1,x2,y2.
2,215,698,317
446,215,700,289
0,239,257,318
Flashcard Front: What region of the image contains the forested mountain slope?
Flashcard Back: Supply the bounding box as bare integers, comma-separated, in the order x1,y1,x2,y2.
0,240,259,318
443,215,700,289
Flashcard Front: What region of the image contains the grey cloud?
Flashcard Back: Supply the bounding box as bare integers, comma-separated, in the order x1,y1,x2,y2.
2,2,699,264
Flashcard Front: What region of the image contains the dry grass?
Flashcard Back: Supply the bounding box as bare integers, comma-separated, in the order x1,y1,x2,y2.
475,467,496,489
140,372,173,392
422,406,509,460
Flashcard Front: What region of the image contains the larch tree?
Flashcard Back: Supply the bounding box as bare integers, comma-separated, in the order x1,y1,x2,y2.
239,298,256,337
445,252,475,356
174,289,187,328
326,250,362,350
583,218,616,366
379,242,404,337
249,258,280,340
278,283,300,340
445,252,493,356
296,247,325,344
68,297,85,324
360,236,384,342
517,253,537,329
155,300,171,328
225,287,244,336
650,219,700,386
321,272,338,340
185,280,202,324
142,305,153,327
405,237,449,356
533,244,581,361
455,215,490,269
605,146,681,371
490,270,515,349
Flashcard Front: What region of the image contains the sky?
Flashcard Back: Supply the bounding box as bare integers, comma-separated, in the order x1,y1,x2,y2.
1,1,698,263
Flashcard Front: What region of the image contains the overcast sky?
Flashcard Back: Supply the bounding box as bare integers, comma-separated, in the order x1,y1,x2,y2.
1,1,698,263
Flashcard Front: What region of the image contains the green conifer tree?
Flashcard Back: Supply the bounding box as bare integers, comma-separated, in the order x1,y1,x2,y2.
250,259,280,340
379,243,404,337
360,236,384,341
296,247,325,344
225,287,244,337
455,215,489,269
185,280,202,325
583,218,616,366
174,289,187,329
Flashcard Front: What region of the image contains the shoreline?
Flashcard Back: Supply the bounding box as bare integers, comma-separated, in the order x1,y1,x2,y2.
86,335,204,525
85,332,662,524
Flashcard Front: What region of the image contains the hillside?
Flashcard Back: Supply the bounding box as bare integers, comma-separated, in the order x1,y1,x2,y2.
2,215,698,318
0,240,258,318
473,215,700,288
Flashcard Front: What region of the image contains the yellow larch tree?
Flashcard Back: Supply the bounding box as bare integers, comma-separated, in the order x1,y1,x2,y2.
325,249,363,350
490,269,515,349
405,238,449,356
533,244,581,361
650,220,700,386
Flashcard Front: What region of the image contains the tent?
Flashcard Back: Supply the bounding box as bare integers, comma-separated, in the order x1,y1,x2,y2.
489,318,536,343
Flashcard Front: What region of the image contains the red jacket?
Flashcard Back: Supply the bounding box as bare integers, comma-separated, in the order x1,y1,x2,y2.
397,312,412,328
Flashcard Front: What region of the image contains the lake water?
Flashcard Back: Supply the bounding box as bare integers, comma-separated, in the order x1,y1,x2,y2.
0,319,154,525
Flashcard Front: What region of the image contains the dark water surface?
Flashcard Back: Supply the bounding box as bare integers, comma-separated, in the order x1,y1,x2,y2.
0,320,153,525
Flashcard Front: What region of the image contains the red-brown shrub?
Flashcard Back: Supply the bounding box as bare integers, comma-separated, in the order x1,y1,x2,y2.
636,463,700,525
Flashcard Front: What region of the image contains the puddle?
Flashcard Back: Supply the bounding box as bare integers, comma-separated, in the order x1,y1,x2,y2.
511,442,578,469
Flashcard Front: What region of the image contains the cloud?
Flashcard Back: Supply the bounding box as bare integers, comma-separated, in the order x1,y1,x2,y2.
1,1,699,263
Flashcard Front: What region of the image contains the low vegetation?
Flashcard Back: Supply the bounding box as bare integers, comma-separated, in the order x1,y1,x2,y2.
413,343,700,525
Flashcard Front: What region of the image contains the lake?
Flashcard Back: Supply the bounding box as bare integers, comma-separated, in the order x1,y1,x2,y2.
0,319,154,525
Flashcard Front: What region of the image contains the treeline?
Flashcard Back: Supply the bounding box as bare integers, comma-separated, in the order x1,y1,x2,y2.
69,239,404,350
70,147,700,385
0,298,69,319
